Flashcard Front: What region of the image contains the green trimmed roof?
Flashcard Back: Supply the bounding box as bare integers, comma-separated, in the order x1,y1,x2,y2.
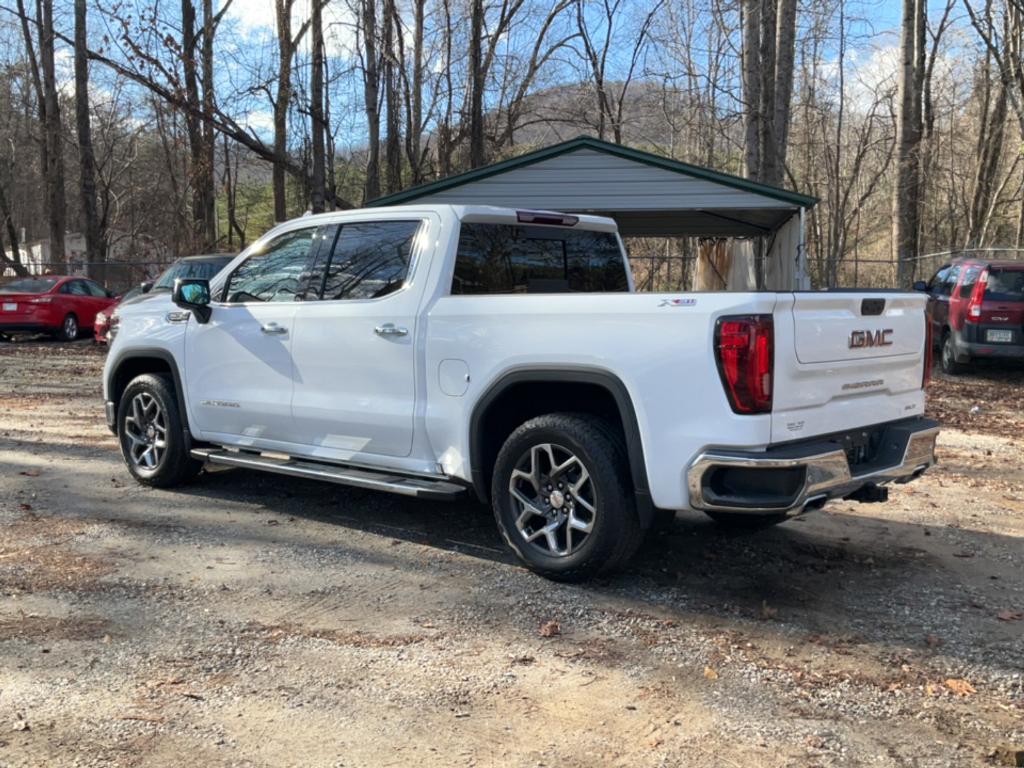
367,135,818,209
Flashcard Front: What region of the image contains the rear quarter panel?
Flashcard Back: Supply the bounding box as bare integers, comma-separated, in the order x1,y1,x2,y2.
424,293,778,510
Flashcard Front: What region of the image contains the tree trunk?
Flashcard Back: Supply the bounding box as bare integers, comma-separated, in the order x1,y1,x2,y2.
383,0,402,193
361,0,381,201
273,0,294,221
310,0,326,213
893,0,926,285
74,0,104,281
39,0,66,266
468,0,486,168
0,181,27,276
741,0,762,180
406,0,425,184
200,0,218,243
769,0,797,187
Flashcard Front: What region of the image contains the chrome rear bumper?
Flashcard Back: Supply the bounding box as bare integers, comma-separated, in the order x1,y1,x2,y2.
686,418,939,516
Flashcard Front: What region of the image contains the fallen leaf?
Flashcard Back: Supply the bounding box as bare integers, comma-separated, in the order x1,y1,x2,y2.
12,719,29,732
760,601,777,620
266,519,280,526
997,611,1024,622
703,666,719,680
18,470,40,477
945,678,976,696
538,620,561,638
18,503,31,511
925,634,943,647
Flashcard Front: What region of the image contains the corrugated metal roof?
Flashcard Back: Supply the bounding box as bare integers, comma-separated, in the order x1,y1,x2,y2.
367,135,818,210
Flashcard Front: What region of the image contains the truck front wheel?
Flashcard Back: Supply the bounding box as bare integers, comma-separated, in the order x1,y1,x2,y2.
117,373,202,487
491,413,642,582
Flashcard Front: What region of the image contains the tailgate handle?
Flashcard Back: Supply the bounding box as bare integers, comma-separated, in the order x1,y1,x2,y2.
861,298,885,316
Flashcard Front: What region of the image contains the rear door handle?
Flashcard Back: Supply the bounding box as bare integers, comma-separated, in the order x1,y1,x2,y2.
374,323,408,337
260,322,288,335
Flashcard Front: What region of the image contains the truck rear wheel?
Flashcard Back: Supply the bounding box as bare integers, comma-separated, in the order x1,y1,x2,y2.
117,373,202,488
491,413,642,582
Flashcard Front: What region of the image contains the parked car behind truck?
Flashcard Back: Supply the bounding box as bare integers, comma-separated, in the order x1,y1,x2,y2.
917,257,1024,374
1,275,118,341
103,205,938,581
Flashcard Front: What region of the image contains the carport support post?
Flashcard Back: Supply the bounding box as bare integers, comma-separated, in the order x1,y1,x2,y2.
795,207,810,290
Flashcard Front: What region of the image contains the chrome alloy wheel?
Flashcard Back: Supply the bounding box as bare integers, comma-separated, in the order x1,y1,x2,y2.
508,443,596,557
63,315,77,339
123,392,167,470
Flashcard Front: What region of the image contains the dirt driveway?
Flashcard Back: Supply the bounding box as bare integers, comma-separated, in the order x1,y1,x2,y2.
1,341,1022,768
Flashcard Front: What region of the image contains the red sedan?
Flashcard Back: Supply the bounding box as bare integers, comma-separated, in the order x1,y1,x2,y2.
0,275,118,341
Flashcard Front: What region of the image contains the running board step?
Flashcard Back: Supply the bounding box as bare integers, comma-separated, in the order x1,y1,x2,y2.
190,449,467,501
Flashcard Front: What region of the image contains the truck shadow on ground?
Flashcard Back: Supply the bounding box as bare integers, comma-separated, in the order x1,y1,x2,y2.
166,465,1022,672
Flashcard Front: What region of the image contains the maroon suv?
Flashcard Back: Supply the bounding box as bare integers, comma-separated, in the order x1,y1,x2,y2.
916,258,1024,374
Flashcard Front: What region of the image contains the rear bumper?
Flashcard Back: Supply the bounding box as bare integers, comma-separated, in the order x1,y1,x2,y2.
0,323,56,333
959,340,1024,360
686,417,939,515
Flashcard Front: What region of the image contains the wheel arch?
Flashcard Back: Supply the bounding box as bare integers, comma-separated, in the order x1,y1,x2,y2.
107,348,190,442
468,367,653,525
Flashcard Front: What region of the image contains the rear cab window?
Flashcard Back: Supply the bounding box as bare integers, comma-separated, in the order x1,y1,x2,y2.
451,222,629,295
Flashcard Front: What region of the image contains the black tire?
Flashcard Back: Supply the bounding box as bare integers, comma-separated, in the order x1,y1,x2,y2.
57,313,78,342
117,373,202,487
704,510,789,530
491,413,642,582
940,330,967,375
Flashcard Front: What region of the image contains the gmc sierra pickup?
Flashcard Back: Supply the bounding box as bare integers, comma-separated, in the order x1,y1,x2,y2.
102,205,939,580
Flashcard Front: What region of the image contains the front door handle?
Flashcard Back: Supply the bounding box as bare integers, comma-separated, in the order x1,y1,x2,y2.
260,322,288,335
374,323,408,337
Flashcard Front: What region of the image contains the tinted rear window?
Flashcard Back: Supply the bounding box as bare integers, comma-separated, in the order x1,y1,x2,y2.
451,223,629,295
985,269,1024,302
0,277,59,294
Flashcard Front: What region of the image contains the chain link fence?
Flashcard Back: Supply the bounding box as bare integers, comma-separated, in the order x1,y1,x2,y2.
1,260,171,294
6,248,1023,295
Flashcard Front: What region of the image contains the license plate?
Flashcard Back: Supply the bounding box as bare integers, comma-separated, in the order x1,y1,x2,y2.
2,302,16,312
986,329,1014,343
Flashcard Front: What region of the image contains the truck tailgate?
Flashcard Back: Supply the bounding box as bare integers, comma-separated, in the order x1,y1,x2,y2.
771,292,928,444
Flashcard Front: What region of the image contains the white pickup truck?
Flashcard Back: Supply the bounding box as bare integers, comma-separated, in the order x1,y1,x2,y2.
103,205,938,580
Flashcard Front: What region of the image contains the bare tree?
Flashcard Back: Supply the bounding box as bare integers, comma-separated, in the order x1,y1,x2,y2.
742,0,798,184
74,0,103,279
892,0,926,284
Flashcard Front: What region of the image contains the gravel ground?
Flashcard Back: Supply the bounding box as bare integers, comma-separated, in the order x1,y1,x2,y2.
0,340,1022,768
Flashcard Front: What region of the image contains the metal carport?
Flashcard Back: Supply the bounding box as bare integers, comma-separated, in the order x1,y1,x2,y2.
368,135,818,290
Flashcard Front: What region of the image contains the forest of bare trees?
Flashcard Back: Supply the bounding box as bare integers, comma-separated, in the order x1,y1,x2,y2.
0,0,1022,288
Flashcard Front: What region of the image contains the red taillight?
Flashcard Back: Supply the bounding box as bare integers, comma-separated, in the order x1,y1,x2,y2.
715,314,773,414
965,269,988,323
923,316,933,388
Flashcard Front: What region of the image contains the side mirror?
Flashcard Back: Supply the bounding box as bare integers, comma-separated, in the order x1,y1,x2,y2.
140,281,153,294
172,278,212,323
912,280,928,292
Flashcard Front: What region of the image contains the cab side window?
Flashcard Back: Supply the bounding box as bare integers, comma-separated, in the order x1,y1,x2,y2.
319,220,421,301
223,228,316,303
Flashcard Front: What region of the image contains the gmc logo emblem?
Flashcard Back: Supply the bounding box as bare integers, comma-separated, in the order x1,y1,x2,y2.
849,329,894,349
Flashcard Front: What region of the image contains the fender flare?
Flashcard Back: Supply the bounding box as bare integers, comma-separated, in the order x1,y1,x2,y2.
468,366,654,524
107,347,192,444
